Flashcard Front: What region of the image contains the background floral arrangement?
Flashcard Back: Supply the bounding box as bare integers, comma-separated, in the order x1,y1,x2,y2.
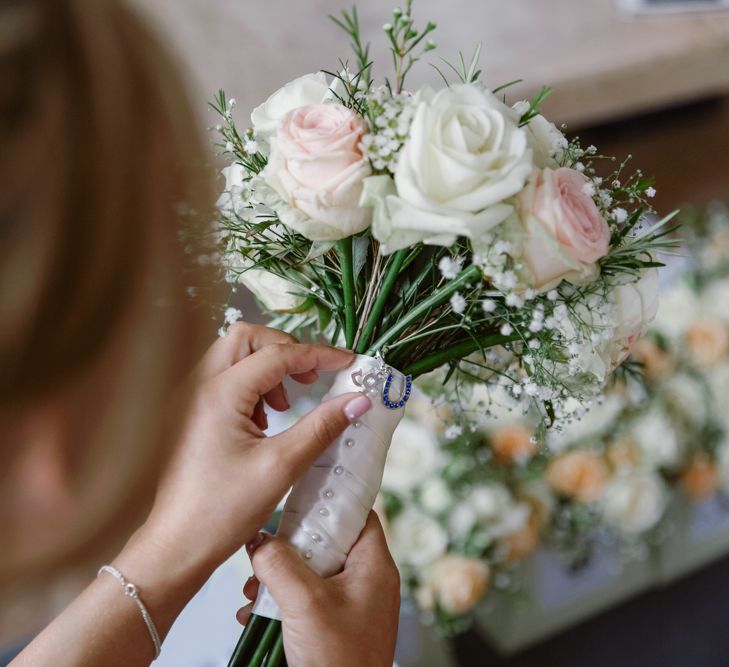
379,202,729,634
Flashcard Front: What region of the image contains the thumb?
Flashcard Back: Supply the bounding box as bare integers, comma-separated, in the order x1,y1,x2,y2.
343,511,397,579
251,536,325,609
267,392,372,480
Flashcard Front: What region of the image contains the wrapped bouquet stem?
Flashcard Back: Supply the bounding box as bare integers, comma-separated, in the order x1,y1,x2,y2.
210,3,677,664
252,354,408,620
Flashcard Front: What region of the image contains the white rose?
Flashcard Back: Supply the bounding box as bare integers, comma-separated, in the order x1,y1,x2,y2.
600,269,660,373
217,163,249,215
382,419,441,495
238,268,308,312
419,477,454,515
662,372,707,427
520,109,567,168
448,502,478,539
653,281,698,341
251,72,331,135
601,471,668,534
467,484,530,538
388,508,448,567
363,84,533,254
631,408,681,469
700,278,729,323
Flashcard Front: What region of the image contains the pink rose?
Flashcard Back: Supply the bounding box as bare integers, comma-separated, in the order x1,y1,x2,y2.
519,167,611,291
263,103,372,240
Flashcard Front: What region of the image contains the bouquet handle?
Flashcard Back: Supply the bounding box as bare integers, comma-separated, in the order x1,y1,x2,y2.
228,354,408,666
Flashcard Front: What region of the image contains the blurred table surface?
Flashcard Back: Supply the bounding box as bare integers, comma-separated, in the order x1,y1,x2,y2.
133,0,729,129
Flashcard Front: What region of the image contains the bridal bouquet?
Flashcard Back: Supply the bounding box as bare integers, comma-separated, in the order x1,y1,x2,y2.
211,3,674,664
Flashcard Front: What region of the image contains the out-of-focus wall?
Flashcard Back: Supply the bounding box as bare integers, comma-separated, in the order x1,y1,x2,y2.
130,0,729,130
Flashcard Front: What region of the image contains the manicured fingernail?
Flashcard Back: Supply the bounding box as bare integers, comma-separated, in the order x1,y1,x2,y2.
344,395,371,421
246,532,265,555
282,384,290,406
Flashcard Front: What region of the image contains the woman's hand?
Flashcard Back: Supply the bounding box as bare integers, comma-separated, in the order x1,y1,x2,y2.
242,512,400,667
114,324,371,616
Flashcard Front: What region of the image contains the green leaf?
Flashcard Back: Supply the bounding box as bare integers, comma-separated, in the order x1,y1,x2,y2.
352,236,371,280
304,241,335,263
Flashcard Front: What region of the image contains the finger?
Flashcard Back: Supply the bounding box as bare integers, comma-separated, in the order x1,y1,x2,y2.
341,512,398,581
251,536,325,607
196,323,298,382
236,602,254,626
263,382,290,412
251,399,268,431
225,344,353,410
265,392,372,481
243,575,260,601
291,370,319,385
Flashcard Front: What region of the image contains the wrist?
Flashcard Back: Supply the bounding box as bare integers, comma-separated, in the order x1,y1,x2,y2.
111,521,216,640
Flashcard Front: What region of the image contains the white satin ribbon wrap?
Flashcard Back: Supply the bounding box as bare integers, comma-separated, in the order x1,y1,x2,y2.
253,354,407,621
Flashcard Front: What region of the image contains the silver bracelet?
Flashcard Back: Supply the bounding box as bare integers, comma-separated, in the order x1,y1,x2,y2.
98,564,162,659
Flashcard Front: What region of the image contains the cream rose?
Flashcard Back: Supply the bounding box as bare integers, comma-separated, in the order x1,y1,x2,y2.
251,72,332,135
238,268,309,313
263,103,372,240
517,167,610,291
546,450,609,502
424,555,490,614
685,320,729,367
363,84,532,254
382,419,441,494
490,423,537,463
601,471,668,534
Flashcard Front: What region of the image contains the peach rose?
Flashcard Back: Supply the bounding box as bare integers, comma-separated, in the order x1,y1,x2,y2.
263,103,372,240
501,513,540,562
546,450,609,502
685,320,729,367
631,338,674,381
490,423,538,463
425,554,490,614
680,457,720,500
518,167,611,291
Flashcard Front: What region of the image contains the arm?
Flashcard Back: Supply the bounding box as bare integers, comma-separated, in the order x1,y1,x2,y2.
13,324,371,666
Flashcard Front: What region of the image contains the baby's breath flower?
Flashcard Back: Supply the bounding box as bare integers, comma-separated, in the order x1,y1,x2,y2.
224,306,243,324
450,292,467,314
482,299,497,313
438,256,464,279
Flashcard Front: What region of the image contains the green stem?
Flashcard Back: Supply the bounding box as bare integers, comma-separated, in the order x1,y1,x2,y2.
337,239,356,349
355,249,407,354
227,614,269,667
365,264,482,357
404,332,518,378
261,629,285,667
249,620,282,667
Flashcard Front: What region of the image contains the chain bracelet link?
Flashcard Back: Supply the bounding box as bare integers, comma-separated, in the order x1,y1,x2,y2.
98,564,162,659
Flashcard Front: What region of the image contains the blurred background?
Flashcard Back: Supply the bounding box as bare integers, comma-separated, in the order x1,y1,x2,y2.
34,0,729,665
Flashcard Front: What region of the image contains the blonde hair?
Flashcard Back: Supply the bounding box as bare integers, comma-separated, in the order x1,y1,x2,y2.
0,0,215,585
